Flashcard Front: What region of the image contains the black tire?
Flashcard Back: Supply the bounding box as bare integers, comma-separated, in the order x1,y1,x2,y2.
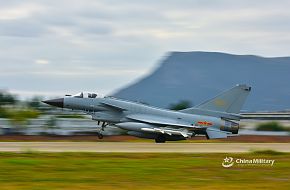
97,133,103,139
205,133,210,140
155,135,166,143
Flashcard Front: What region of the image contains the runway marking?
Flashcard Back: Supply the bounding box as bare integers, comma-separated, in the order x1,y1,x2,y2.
0,142,289,153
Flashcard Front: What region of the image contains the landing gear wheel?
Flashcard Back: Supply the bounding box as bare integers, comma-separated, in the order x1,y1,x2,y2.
97,133,103,139
205,133,210,140
155,135,166,143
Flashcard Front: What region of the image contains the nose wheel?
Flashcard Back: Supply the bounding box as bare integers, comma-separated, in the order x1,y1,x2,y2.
97,133,103,139
96,121,107,139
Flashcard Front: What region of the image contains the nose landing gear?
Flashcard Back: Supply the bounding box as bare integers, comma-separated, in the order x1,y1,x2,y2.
97,133,103,139
96,121,107,139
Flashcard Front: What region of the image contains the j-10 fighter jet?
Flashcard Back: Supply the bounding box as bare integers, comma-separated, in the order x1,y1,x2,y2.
43,84,251,143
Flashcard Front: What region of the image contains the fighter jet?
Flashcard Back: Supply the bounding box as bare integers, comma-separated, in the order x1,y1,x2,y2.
42,84,251,143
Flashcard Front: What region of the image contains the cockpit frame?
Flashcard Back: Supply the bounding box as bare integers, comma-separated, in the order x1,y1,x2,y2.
73,92,100,98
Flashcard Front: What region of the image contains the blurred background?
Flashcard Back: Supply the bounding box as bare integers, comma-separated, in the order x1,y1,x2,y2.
0,0,290,139
0,1,290,190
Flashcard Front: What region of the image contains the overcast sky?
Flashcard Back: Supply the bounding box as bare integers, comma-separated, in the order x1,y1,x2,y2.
1,0,290,99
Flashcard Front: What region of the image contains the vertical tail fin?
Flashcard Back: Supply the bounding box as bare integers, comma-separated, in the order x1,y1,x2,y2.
182,84,251,114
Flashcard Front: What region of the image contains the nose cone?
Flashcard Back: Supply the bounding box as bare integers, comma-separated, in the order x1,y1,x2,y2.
42,98,64,108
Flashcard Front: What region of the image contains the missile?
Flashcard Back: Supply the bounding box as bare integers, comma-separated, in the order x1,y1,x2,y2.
115,122,194,137
141,127,193,137
115,122,155,132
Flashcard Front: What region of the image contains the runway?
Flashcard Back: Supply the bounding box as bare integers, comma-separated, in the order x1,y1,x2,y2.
0,142,289,153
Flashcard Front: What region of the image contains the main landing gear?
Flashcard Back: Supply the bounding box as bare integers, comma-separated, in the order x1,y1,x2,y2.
155,135,166,143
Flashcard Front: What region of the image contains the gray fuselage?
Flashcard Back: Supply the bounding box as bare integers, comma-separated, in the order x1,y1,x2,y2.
64,96,224,134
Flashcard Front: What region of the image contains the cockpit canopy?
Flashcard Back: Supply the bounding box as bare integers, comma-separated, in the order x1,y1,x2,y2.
72,92,103,98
